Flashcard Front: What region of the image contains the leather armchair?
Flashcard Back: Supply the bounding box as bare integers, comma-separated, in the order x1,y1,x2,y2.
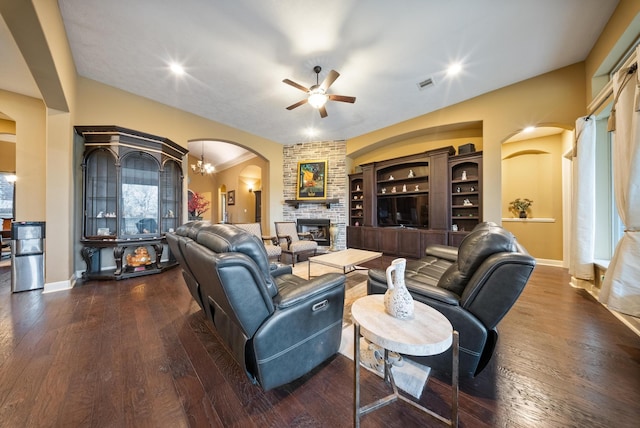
167,221,345,390
368,222,536,377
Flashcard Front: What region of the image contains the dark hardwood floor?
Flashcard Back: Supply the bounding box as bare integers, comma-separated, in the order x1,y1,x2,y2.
0,260,638,427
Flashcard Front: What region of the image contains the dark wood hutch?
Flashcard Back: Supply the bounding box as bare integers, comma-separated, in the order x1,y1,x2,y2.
347,146,483,257
76,126,188,280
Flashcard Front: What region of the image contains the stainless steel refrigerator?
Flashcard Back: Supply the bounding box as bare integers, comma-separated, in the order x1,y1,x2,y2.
11,221,45,292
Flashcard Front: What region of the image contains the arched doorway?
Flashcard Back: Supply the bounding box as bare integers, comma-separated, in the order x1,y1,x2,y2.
187,139,269,226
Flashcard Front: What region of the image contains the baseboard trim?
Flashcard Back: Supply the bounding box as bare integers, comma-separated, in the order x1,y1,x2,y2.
43,273,76,293
535,258,563,267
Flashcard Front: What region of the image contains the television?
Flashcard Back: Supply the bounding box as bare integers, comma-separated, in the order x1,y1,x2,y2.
377,195,429,228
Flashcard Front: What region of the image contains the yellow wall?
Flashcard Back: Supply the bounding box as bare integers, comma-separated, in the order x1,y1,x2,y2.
585,0,640,100
348,63,586,229
501,134,564,260
0,90,48,220
216,156,269,227
74,77,282,229
0,141,16,172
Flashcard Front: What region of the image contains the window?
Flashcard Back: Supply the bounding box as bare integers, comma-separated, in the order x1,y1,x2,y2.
591,41,640,261
593,110,624,260
0,172,16,219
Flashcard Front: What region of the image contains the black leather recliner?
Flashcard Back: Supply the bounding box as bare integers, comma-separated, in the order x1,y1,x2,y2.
167,221,346,390
368,222,535,377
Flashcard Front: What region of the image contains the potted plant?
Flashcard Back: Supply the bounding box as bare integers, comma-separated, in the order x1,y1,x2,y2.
509,198,533,218
188,192,210,220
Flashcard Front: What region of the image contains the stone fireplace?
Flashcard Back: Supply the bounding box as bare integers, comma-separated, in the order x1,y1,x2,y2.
297,219,330,247
282,141,348,251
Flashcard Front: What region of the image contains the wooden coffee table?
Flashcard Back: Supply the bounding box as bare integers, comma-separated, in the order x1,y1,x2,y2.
307,248,382,279
352,294,459,427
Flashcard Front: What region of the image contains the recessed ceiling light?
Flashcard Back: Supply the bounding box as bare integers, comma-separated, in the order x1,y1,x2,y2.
169,62,185,75
447,62,462,76
304,127,318,137
523,126,536,133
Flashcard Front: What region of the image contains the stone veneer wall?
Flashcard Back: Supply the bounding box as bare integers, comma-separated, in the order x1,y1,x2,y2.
283,141,347,250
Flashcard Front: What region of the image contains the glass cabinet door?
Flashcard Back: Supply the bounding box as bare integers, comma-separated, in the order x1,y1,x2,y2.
84,149,117,238
120,152,160,236
161,160,181,233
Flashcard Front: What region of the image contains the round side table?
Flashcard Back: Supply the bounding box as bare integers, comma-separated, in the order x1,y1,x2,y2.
352,294,459,427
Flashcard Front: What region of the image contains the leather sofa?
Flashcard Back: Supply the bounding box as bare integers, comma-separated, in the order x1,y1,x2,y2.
167,221,346,390
367,222,536,377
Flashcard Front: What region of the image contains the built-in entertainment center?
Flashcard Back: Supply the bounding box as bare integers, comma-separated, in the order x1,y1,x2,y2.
347,146,482,257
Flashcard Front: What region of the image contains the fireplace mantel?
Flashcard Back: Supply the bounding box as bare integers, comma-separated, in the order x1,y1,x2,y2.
284,198,339,209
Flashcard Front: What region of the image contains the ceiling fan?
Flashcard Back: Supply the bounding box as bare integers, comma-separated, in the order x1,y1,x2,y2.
283,66,356,118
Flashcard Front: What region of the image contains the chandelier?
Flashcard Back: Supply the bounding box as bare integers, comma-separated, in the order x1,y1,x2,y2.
191,142,214,175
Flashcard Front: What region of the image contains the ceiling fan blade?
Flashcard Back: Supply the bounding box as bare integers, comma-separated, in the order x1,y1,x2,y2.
283,79,310,93
329,94,356,104
320,70,340,91
286,99,308,110
319,106,328,118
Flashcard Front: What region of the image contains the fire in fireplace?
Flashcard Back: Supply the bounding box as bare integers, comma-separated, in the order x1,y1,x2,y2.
297,219,331,246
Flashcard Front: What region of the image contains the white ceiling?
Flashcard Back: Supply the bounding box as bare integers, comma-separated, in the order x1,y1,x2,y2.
1,0,620,167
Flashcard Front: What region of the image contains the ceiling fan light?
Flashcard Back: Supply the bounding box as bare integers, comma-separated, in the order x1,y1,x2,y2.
308,90,328,109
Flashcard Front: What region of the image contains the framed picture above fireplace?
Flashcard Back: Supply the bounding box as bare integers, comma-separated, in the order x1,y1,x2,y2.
296,160,327,200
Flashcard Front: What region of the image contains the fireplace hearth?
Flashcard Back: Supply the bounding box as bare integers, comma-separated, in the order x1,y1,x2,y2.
297,219,331,247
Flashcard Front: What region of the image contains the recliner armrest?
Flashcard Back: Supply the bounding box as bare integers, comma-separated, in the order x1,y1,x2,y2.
276,273,345,308
426,244,458,261
410,283,461,306
270,264,292,277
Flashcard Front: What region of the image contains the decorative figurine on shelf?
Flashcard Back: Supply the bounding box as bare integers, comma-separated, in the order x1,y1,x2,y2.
356,184,361,191
391,186,397,193
452,224,458,231
463,198,472,206
97,211,104,218
167,209,174,218
389,175,394,180
456,186,461,193
414,184,420,191
408,169,414,178
355,221,360,227
381,188,387,194
402,184,407,192
126,247,152,267
470,185,476,192
461,170,468,180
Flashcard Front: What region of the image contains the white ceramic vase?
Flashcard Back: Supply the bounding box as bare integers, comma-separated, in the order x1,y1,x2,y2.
329,223,338,251
384,258,414,319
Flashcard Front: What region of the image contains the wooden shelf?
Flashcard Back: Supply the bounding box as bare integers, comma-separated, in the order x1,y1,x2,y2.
284,198,339,209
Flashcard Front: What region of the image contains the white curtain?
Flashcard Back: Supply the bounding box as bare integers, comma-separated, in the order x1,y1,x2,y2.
569,116,596,284
599,49,640,317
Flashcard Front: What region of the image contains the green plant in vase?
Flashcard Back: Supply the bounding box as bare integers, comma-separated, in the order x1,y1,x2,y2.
509,198,533,218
